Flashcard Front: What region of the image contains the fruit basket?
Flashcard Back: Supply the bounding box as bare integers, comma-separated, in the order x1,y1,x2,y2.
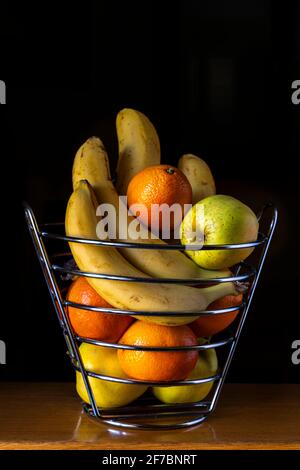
24,202,277,430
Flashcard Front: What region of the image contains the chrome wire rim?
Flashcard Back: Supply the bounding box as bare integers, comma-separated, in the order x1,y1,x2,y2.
40,227,268,250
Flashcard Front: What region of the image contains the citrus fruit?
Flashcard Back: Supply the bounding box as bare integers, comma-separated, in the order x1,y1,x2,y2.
76,343,147,408
127,164,192,233
66,277,133,341
117,320,198,382
190,294,243,338
153,346,218,403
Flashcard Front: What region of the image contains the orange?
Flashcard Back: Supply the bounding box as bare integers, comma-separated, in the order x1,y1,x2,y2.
127,164,192,232
190,294,243,338
66,277,133,342
117,320,198,382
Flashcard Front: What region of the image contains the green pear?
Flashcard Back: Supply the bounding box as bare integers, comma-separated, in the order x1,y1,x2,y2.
180,195,259,269
152,347,217,404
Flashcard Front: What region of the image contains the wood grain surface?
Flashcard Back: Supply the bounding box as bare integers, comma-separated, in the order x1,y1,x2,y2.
0,382,299,450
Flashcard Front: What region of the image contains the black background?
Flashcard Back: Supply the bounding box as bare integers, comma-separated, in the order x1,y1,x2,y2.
0,0,299,383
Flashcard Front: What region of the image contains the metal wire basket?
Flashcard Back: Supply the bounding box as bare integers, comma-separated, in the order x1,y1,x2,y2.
24,202,277,430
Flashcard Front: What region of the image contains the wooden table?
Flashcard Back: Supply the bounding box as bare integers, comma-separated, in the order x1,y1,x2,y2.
0,383,299,450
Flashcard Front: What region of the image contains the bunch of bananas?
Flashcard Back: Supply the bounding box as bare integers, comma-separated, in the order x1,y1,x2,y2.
66,109,240,326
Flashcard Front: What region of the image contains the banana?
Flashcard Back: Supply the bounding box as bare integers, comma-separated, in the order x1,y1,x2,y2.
65,180,240,325
178,154,216,204
116,108,160,195
72,137,230,281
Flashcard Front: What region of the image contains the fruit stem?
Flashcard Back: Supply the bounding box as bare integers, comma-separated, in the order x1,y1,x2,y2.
235,281,249,294
165,167,175,175
201,282,240,305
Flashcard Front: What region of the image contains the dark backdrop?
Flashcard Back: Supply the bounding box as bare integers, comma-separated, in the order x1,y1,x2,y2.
1,0,299,383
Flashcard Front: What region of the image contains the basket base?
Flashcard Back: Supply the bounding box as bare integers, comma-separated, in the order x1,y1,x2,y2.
82,403,209,430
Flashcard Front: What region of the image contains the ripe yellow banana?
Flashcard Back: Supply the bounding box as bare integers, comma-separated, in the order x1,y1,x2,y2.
72,137,230,281
65,180,240,325
116,108,160,195
178,154,216,204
